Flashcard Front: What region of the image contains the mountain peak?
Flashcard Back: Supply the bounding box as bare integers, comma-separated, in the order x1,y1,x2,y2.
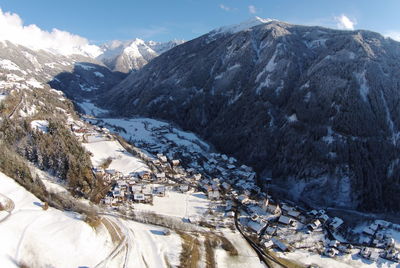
210,16,274,36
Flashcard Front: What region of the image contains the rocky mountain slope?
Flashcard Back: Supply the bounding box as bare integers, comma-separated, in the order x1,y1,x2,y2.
0,40,111,200
97,39,184,73
102,20,400,212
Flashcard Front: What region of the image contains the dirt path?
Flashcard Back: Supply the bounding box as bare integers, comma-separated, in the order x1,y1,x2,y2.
94,215,131,268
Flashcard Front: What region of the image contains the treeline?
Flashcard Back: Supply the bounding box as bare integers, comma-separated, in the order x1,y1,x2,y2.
0,88,104,202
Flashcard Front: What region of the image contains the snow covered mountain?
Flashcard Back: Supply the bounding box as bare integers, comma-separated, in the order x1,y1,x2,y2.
102,19,400,212
97,38,184,73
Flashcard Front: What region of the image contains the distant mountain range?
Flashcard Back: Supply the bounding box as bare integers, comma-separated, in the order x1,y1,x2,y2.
97,39,184,73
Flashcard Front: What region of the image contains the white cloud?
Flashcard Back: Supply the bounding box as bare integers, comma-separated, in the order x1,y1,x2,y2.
334,14,356,30
0,8,101,57
219,4,232,12
384,31,400,42
248,5,257,14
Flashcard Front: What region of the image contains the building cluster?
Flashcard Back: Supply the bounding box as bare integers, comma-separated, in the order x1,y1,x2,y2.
237,197,399,265
359,220,399,263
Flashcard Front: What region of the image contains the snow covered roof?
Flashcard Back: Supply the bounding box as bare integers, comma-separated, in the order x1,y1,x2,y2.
278,215,293,225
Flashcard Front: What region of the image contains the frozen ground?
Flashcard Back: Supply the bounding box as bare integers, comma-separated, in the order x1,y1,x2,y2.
134,191,210,220
0,171,186,268
77,101,109,116
0,172,113,268
94,117,210,154
279,249,400,268
82,133,150,175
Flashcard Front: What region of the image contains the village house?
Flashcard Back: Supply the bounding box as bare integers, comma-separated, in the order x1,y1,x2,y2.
171,159,180,166
265,203,281,214
133,193,145,202
179,185,190,192
265,226,277,236
329,217,344,231
278,215,295,226
271,238,289,252
155,172,166,182
287,210,301,219
153,185,166,197
157,154,168,163
208,190,220,200
307,219,322,231
221,182,231,191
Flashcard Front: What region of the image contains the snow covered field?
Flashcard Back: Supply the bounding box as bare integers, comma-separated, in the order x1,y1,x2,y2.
0,172,113,268
0,171,186,268
134,191,210,219
95,117,210,153
82,133,150,175
78,101,109,116
278,249,400,268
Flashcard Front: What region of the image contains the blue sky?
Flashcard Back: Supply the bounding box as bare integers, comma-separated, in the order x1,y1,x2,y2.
0,0,399,43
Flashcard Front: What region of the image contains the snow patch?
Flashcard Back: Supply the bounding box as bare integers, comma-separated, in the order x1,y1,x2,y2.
94,71,104,78
26,78,43,88
210,17,273,36
0,59,21,71
287,113,298,122
355,71,369,102
30,120,49,133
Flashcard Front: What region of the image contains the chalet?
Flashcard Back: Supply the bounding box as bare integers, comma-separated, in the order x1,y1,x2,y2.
328,240,339,248
383,248,398,261
265,204,280,214
131,185,142,194
319,214,329,223
157,154,168,163
264,240,274,249
266,226,277,235
287,210,301,219
369,251,380,261
221,182,231,191
271,238,289,252
105,169,117,176
307,219,322,231
247,220,267,234
155,172,166,181
208,158,218,165
139,171,152,180
238,194,249,204
385,238,395,248
154,186,166,197
225,211,235,217
134,193,145,202
278,215,294,225
93,167,105,175
363,226,376,236
171,159,180,166
309,210,318,216
329,217,344,231
227,164,235,170
179,185,190,192
324,248,339,257
240,165,252,172
208,190,220,200
338,244,353,254
142,185,153,195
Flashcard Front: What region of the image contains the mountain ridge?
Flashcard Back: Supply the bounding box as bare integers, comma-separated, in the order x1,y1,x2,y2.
101,20,400,212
